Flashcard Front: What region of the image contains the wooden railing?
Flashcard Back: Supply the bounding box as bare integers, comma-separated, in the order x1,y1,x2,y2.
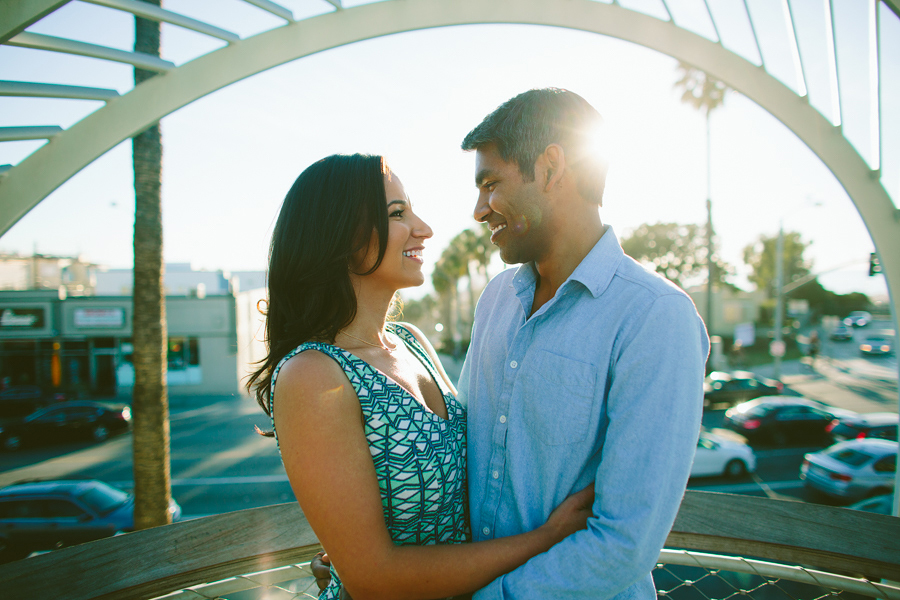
0,490,898,600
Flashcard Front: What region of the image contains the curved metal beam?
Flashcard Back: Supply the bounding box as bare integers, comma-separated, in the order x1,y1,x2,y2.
0,0,897,315
0,0,70,44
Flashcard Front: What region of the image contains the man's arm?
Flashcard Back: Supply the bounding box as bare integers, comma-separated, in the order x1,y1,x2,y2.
477,294,709,599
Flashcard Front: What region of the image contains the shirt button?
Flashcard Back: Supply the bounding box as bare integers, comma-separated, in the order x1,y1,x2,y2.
510,360,518,368
482,527,490,535
493,470,499,479
499,415,507,423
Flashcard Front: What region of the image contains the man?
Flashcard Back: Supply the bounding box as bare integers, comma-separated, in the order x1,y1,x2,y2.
457,88,709,598
314,88,708,598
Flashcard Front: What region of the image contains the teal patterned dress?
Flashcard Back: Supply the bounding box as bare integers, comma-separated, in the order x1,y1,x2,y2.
270,323,469,599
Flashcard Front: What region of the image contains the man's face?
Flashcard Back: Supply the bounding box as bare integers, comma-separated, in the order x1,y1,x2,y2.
473,144,549,265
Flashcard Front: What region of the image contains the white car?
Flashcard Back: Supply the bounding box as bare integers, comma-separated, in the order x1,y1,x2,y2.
691,431,756,478
800,439,897,501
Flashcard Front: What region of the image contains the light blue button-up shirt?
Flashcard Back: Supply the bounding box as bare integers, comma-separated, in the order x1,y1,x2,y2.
459,226,709,599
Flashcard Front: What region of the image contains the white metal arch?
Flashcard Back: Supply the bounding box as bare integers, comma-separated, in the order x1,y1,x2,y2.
0,0,898,319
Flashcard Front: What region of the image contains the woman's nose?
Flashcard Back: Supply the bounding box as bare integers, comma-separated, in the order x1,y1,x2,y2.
415,216,433,239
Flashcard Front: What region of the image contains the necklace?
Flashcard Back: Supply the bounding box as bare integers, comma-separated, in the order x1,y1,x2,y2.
339,329,392,350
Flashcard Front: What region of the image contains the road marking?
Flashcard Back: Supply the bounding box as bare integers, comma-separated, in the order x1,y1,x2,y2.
753,447,821,459
690,479,805,494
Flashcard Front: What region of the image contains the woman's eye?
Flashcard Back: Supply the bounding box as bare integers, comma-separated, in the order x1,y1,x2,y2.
390,209,404,218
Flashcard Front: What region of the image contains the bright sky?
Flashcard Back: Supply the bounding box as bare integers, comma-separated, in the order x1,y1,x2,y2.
0,0,895,302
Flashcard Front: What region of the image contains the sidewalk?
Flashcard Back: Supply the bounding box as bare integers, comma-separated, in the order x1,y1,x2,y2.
753,357,898,415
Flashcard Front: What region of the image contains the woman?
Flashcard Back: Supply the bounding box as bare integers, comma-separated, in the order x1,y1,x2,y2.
250,154,591,600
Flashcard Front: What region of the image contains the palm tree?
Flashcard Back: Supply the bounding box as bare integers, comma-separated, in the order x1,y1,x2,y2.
674,61,728,334
131,0,171,530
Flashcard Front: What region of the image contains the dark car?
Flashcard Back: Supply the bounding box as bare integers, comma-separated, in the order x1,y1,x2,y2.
0,401,131,451
0,479,181,562
860,335,893,356
723,396,852,446
827,412,898,443
829,324,853,341
703,371,784,408
0,385,69,420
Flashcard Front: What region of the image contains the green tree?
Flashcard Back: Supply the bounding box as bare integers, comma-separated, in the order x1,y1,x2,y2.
742,231,812,298
621,222,730,289
675,61,728,114
430,227,498,355
674,61,729,329
131,0,172,530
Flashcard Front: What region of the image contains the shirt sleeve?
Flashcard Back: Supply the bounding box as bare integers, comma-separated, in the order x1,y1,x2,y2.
476,293,710,600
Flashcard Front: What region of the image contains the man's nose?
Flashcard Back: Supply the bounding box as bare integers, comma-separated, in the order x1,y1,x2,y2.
473,191,490,223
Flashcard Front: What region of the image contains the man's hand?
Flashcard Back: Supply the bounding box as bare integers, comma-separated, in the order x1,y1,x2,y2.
311,551,332,591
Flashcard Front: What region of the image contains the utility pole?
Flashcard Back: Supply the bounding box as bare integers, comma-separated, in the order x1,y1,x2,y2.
772,223,785,380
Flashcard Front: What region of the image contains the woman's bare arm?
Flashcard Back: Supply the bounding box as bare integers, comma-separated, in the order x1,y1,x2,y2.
274,352,590,600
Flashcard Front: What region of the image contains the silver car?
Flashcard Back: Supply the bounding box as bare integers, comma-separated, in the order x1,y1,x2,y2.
800,439,897,502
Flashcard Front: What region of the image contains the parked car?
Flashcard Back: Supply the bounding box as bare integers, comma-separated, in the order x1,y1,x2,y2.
723,396,852,446
0,401,131,451
827,412,898,443
0,479,181,562
691,431,756,478
829,324,853,341
800,439,897,502
843,311,872,327
860,335,893,356
848,493,895,515
0,385,69,420
703,371,784,408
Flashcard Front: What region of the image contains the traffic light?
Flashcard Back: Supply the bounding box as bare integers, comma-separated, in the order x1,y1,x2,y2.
869,252,882,276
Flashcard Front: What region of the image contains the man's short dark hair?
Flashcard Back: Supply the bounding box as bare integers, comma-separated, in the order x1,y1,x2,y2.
461,88,608,204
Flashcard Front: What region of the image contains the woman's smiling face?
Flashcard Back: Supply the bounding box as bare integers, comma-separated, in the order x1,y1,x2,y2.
357,172,433,291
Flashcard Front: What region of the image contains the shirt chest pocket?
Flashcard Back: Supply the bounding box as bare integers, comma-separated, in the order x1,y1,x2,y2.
521,351,597,445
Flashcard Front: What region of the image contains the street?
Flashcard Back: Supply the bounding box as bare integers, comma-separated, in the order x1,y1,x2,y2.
0,317,896,519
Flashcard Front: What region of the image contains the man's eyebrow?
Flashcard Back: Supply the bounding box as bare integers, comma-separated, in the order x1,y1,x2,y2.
475,168,495,187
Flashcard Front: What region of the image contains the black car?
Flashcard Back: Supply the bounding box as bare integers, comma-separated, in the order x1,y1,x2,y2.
0,479,181,562
0,401,131,451
0,385,70,420
829,324,853,341
703,371,784,408
723,396,852,446
827,412,898,443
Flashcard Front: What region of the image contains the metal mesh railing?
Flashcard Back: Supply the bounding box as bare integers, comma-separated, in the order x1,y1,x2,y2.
148,550,900,600
654,550,900,600
152,563,321,600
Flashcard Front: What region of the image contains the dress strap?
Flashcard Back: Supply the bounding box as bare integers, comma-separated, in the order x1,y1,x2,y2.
389,323,451,397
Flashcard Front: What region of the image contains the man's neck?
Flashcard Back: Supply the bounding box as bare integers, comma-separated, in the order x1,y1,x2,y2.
530,217,605,316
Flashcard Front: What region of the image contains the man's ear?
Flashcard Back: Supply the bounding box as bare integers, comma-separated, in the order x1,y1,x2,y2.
539,144,567,192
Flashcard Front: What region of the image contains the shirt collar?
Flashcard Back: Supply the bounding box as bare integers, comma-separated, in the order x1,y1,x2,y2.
511,225,623,301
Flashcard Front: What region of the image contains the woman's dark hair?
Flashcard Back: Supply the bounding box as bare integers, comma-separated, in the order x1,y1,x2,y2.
248,153,390,418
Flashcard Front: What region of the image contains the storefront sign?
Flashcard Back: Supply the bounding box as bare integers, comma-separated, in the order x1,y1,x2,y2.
0,307,45,329
74,307,125,328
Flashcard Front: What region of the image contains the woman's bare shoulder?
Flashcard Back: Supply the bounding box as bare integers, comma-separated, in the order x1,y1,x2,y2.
274,349,356,411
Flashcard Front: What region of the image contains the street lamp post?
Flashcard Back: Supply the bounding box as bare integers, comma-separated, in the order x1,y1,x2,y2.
773,222,785,380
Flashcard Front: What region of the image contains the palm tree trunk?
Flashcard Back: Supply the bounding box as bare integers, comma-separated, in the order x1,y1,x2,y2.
132,0,171,530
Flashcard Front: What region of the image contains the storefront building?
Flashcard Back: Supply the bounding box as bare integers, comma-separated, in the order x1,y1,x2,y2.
0,289,265,398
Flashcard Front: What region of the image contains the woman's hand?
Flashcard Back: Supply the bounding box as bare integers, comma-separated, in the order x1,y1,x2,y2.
540,484,595,544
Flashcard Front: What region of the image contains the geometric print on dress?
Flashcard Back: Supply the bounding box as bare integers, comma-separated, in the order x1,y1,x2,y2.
270,323,469,549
